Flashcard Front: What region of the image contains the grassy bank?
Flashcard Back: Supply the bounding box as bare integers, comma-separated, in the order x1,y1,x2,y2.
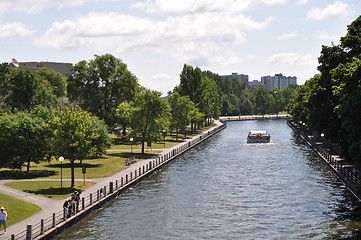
4,181,96,200
0,193,41,227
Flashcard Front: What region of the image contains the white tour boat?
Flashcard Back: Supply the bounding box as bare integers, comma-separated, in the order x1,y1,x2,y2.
247,130,271,143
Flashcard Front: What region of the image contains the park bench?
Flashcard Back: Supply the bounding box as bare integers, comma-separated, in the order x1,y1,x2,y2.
125,158,137,166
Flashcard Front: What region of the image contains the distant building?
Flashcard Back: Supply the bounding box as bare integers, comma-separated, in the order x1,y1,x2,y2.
261,73,297,91
16,61,73,76
248,80,263,88
220,72,249,84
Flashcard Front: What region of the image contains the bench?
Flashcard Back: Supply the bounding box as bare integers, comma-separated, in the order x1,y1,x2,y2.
125,158,137,166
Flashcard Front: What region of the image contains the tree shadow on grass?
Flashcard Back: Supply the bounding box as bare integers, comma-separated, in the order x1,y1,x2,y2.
24,187,83,198
0,170,57,180
165,139,185,143
107,152,158,159
47,163,102,169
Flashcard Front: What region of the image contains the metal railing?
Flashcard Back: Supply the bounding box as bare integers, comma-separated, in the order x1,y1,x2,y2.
287,119,361,194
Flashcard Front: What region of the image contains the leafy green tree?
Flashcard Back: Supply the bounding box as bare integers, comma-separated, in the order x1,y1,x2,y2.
253,87,271,116
3,69,58,111
0,63,10,101
179,64,203,104
288,84,311,123
68,54,139,129
0,112,51,171
168,92,197,138
333,59,361,163
189,104,204,132
115,102,133,137
116,89,171,153
340,16,361,58
199,76,221,124
35,68,67,97
49,108,111,187
239,98,254,115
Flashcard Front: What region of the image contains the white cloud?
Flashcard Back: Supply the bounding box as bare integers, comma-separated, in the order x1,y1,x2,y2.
34,11,274,67
0,0,100,16
306,1,350,20
296,0,309,6
267,52,316,66
132,0,287,16
316,32,340,41
277,31,297,40
0,22,35,39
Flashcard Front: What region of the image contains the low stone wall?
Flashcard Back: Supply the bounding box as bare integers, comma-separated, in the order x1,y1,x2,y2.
220,114,289,122
8,122,226,240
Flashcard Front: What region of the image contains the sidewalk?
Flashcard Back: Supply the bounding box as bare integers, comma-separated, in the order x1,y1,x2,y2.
0,120,223,239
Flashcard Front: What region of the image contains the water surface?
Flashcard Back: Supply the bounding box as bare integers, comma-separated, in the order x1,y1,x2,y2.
55,120,361,240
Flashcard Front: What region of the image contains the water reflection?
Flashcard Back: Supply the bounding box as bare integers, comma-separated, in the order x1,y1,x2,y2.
55,120,361,240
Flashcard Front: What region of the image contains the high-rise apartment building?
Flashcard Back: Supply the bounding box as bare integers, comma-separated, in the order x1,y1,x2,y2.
261,74,297,91
220,72,249,84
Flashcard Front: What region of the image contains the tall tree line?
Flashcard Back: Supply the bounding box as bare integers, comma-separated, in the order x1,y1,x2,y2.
289,16,361,166
177,64,296,117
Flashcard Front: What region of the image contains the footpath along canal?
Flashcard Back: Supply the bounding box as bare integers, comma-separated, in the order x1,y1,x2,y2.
55,119,361,240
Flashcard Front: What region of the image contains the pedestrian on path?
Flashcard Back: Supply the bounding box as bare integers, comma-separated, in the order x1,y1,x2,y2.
0,207,7,234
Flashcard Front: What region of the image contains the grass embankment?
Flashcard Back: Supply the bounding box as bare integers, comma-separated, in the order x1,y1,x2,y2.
4,181,95,200
0,193,41,227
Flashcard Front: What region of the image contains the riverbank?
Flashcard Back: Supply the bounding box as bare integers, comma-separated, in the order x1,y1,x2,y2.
1,120,226,240
287,118,361,201
219,114,289,122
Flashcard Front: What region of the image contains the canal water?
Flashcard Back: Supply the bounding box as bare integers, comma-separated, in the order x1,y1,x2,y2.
55,120,361,240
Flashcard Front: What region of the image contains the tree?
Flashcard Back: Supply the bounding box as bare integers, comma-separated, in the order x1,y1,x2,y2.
49,108,111,187
68,54,139,129
0,112,51,171
116,89,171,153
253,87,271,116
288,84,311,123
3,69,58,111
35,67,67,97
179,64,203,104
199,76,221,124
332,59,361,163
340,16,361,58
168,92,197,138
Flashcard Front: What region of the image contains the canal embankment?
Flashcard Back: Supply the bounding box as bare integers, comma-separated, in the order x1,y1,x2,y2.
287,118,361,201
5,121,226,240
219,114,289,122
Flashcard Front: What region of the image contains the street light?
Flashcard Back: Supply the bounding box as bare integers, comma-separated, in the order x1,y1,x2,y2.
162,130,166,148
130,138,134,159
59,156,64,194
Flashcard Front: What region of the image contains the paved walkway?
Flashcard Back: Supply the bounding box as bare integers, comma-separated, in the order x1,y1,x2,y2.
0,120,223,239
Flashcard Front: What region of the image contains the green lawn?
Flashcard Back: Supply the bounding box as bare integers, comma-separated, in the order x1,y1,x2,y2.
4,181,95,200
0,151,159,180
0,125,216,181
0,193,41,227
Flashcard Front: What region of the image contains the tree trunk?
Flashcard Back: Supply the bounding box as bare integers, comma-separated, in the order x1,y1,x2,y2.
71,160,75,187
26,159,31,172
141,141,145,154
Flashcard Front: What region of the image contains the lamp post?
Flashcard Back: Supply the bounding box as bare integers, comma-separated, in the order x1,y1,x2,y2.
162,130,166,148
130,138,134,159
59,156,64,194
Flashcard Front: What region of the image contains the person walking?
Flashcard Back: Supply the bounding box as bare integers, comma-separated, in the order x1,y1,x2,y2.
0,207,7,233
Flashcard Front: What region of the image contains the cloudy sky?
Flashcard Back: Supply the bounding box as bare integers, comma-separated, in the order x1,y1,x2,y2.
0,0,360,95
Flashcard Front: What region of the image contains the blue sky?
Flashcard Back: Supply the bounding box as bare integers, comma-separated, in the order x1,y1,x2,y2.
0,0,360,95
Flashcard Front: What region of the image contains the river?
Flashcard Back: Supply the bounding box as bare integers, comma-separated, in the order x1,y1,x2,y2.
55,119,361,240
